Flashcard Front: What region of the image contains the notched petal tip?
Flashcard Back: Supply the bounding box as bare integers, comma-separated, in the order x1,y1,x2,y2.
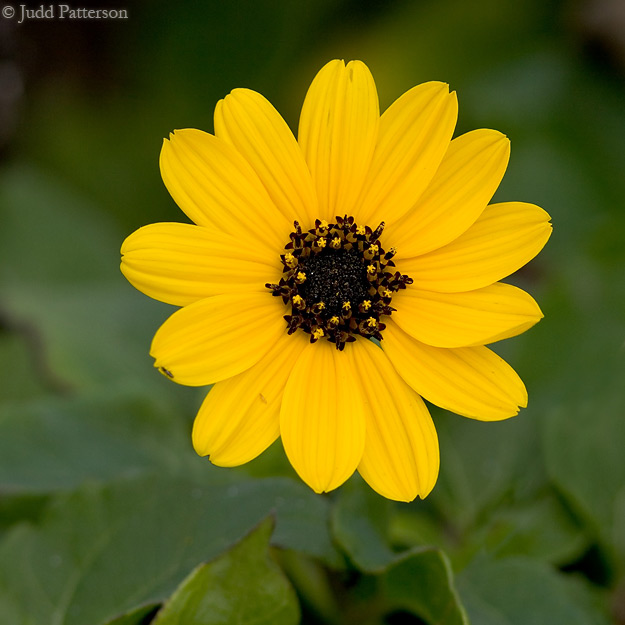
326,58,346,68
412,80,449,93
222,87,260,104
119,222,164,255
366,479,433,503
495,128,509,142
345,59,368,74
164,129,189,142
166,127,203,143
448,88,459,119
475,128,510,149
160,131,184,156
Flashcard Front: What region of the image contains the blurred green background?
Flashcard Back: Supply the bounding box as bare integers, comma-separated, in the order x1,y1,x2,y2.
1,0,624,623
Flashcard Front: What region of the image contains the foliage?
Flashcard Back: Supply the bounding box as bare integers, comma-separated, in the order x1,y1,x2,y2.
1,0,624,622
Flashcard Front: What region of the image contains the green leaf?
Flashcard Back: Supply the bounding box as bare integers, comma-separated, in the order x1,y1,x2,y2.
2,283,179,395
0,162,181,396
457,556,611,625
0,494,48,535
382,548,469,625
331,469,468,624
612,488,625,567
0,164,120,286
0,393,193,494
152,518,299,625
430,405,545,534
0,475,339,625
543,352,625,557
331,475,395,572
471,490,586,565
0,329,48,401
103,605,160,625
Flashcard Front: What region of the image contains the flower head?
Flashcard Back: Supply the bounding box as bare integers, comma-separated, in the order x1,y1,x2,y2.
121,60,551,502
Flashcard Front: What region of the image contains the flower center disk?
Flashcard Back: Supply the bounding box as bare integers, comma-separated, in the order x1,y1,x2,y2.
298,248,369,315
266,216,413,350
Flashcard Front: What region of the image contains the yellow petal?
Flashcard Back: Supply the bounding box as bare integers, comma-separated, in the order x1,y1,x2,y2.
214,88,318,227
150,292,286,387
383,321,527,421
280,340,366,493
121,222,281,306
398,202,552,292
350,339,439,502
159,128,290,252
298,60,379,222
392,282,543,348
388,129,510,257
356,82,458,225
192,331,309,466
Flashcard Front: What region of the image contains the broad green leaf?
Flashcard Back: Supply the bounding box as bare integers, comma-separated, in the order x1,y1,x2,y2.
332,477,468,624
3,283,180,395
543,352,625,558
0,475,339,625
471,490,586,565
382,548,469,625
430,404,545,533
0,330,47,401
331,475,395,572
612,488,625,568
392,488,585,572
0,494,48,535
272,549,341,625
0,393,193,494
457,556,611,625
0,164,120,286
0,163,182,396
153,518,299,625
329,444,583,624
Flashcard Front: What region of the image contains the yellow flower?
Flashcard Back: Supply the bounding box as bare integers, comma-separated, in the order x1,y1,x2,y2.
121,60,551,502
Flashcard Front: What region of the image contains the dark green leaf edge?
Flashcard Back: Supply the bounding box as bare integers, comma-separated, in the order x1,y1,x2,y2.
103,603,161,625
150,515,300,625
330,477,468,623
381,546,470,625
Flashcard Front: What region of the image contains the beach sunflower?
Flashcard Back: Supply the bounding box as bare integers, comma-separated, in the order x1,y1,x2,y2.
121,60,551,502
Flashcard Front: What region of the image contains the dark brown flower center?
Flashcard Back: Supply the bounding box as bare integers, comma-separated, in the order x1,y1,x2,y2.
298,248,369,316
266,216,413,350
